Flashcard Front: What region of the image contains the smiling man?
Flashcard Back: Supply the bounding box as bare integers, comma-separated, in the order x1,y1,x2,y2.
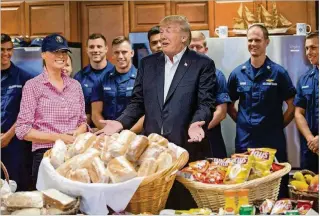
74,33,114,127
91,36,143,131
227,24,296,198
1,33,37,191
294,32,319,173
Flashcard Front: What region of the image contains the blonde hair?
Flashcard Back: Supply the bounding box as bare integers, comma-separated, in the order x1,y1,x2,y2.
159,15,191,45
191,31,207,47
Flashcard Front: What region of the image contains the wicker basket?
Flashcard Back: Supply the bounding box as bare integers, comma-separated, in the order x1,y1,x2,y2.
289,170,319,212
44,148,189,214
1,161,10,184
176,162,291,212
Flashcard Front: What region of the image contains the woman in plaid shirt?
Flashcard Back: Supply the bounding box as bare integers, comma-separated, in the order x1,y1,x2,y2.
15,34,88,188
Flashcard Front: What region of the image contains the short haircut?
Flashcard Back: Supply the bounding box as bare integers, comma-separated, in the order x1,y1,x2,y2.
87,33,107,46
306,31,319,40
148,25,160,41
191,31,207,47
1,33,12,44
160,15,191,45
247,24,269,40
112,36,131,46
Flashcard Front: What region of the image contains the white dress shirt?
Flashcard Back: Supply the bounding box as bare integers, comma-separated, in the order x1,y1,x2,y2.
163,47,187,102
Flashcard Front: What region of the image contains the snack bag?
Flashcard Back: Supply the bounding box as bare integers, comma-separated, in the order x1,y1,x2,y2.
297,200,313,215
224,154,254,184
202,169,225,184
189,160,209,173
259,199,275,214
248,148,277,180
208,158,231,172
271,200,293,215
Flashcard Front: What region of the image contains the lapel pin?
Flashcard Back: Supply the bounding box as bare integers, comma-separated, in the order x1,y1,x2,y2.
184,62,188,67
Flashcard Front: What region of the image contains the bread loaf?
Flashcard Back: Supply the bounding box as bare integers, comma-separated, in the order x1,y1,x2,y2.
11,208,42,215
125,135,149,162
148,133,168,148
92,135,110,151
5,191,43,208
138,158,158,177
88,157,108,183
156,152,173,172
137,143,166,165
108,140,130,158
107,156,137,183
41,189,76,211
56,148,100,176
50,139,67,169
68,133,97,157
67,168,91,183
111,133,119,141
117,130,136,145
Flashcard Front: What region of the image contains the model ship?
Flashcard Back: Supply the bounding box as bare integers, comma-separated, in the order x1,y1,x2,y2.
233,1,292,34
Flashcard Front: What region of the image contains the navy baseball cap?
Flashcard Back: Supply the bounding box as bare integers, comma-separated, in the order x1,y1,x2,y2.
41,33,71,53
30,37,44,47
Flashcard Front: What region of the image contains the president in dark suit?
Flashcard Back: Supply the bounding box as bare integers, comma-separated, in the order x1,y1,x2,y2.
98,15,216,160
97,14,216,210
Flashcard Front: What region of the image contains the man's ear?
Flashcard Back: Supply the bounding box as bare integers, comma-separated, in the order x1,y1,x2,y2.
131,50,134,58
266,39,270,46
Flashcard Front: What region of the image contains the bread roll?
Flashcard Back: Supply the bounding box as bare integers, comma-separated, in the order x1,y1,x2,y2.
68,133,97,157
125,135,149,162
42,189,76,210
148,133,168,148
138,143,166,165
88,157,109,183
138,158,158,177
5,191,43,208
107,156,137,183
156,152,173,172
11,208,42,215
100,150,113,166
108,140,130,158
67,168,91,183
117,130,136,145
92,135,111,151
111,133,119,141
56,148,100,176
50,139,67,169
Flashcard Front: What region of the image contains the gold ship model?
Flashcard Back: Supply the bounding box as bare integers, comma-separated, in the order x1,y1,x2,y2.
233,2,292,34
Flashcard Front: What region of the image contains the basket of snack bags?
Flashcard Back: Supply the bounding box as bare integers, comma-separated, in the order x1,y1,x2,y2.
176,148,291,212
40,130,189,215
289,170,319,212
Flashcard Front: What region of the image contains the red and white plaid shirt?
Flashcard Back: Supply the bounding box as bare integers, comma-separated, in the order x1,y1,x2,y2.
16,68,87,152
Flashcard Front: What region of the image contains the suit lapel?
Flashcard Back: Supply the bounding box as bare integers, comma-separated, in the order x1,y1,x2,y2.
164,49,191,105
156,53,165,109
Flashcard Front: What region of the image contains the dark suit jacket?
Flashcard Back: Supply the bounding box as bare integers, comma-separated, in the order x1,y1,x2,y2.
117,48,216,160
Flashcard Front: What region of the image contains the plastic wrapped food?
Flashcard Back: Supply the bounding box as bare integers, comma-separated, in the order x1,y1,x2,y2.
68,133,97,157
189,160,209,173
271,200,293,215
148,133,168,147
125,135,149,162
5,191,43,208
50,139,67,169
138,158,158,177
248,148,277,180
259,199,275,214
137,143,166,165
107,156,137,183
42,188,77,210
224,154,253,184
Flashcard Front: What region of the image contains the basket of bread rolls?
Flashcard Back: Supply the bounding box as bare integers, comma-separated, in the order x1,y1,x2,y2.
42,130,189,214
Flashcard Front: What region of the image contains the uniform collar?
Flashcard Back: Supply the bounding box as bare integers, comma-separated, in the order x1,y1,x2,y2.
83,61,112,75
3,62,18,78
109,65,137,79
40,67,71,87
242,56,272,80
309,65,319,80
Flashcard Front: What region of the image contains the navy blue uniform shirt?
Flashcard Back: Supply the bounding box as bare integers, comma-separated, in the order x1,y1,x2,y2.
294,66,319,172
1,62,37,191
207,69,231,158
74,62,114,115
228,57,296,161
91,65,137,120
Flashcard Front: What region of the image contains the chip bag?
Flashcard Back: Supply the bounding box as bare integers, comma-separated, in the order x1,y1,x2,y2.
208,158,231,172
248,148,277,180
224,154,254,184
189,160,209,173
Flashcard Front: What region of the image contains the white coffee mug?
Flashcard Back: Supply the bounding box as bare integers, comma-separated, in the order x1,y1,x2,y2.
215,26,228,38
296,23,311,35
